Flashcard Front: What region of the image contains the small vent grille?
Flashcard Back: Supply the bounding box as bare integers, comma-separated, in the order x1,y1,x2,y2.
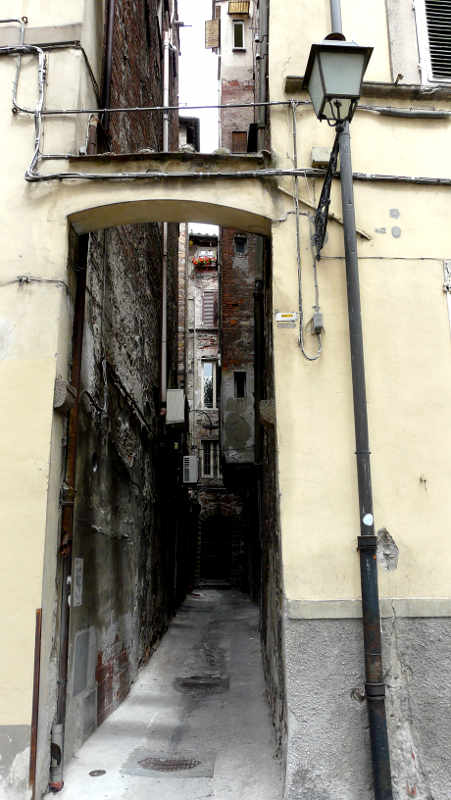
183,455,198,484
425,0,451,80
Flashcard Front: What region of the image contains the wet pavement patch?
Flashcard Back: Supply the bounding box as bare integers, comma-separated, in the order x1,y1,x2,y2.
174,674,230,695
121,747,215,778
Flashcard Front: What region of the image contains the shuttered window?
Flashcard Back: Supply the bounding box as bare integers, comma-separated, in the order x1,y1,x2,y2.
425,0,451,80
202,292,218,327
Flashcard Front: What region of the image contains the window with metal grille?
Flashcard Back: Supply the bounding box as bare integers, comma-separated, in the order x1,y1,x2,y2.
202,292,218,327
424,0,451,80
231,131,247,152
201,440,220,477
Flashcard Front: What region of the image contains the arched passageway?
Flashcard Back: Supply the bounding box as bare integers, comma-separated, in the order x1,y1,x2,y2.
43,193,284,796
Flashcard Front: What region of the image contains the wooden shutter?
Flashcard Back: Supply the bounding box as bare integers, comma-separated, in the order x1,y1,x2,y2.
205,19,220,49
425,0,451,80
202,292,217,326
232,131,247,152
228,1,250,15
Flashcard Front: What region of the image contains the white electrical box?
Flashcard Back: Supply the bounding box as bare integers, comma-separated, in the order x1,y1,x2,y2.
276,312,298,327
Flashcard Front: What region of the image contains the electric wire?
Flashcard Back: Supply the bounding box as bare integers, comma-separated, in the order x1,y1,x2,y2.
290,101,322,361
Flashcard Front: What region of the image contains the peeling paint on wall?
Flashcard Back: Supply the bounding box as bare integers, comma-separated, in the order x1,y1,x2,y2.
377,528,399,571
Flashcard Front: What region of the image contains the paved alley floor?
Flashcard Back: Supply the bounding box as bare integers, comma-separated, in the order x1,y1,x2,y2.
49,589,283,800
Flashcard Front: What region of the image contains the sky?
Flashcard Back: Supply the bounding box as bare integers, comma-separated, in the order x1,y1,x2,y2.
178,0,219,153
178,0,220,234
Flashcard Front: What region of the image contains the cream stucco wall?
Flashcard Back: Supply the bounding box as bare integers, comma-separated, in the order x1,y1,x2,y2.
0,5,101,783
269,0,451,613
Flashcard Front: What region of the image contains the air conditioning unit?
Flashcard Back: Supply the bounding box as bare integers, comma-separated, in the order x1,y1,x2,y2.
183,455,198,484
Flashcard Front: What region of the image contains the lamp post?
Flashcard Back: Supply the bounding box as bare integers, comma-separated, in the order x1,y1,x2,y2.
303,37,393,800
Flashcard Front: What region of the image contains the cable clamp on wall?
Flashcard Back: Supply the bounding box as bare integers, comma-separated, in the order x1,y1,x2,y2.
365,681,386,700
357,535,377,552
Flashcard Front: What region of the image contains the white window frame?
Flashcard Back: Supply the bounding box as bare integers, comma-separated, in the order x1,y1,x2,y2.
232,19,245,50
201,359,217,409
201,439,220,478
414,0,451,85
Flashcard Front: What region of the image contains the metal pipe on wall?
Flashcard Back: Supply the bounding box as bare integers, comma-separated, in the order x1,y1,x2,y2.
256,0,269,150
328,1,393,798
161,29,170,406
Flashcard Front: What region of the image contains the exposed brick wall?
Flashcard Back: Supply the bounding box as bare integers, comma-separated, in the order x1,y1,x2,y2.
177,224,188,387
220,79,254,152
106,0,165,153
221,227,256,370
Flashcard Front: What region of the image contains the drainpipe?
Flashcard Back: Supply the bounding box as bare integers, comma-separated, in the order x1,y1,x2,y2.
49,235,88,792
329,2,393,799
100,0,115,149
161,29,170,406
256,0,269,151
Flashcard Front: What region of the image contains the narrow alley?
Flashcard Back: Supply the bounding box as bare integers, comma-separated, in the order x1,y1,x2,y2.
47,590,282,800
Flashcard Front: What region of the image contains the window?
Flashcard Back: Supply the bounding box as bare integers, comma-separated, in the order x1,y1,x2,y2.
231,131,248,153
415,0,451,83
202,360,217,408
233,20,245,49
234,234,248,256
202,292,218,327
234,371,246,398
201,440,220,478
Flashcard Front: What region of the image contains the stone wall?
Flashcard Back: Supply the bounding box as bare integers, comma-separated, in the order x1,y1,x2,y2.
63,0,183,760
256,241,286,755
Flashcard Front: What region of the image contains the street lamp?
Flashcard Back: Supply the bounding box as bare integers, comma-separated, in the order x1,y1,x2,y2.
303,34,372,125
303,32,394,800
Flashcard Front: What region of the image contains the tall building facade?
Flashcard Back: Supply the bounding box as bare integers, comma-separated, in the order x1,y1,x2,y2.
2,1,451,798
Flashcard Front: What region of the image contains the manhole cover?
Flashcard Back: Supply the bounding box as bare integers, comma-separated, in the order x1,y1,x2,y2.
89,770,106,777
138,756,201,772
